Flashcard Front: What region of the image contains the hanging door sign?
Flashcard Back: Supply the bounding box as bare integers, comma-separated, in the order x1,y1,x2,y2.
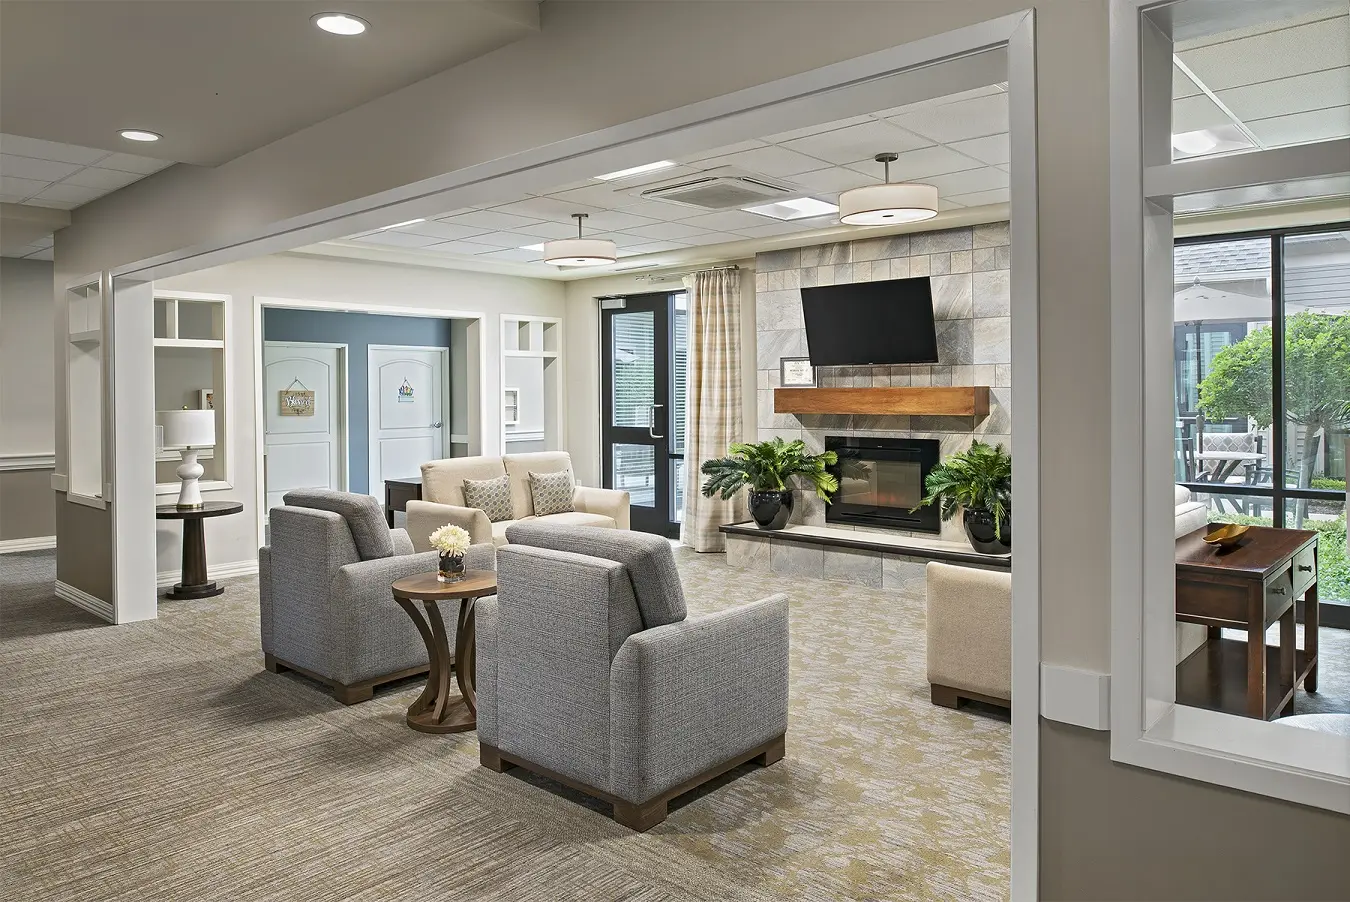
279,378,316,417
396,378,415,403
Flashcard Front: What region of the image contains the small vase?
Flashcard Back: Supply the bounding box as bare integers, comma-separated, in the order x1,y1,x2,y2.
963,508,1011,555
438,552,465,583
749,490,795,530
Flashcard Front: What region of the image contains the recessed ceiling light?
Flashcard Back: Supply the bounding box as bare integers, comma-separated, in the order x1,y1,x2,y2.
313,12,368,35
118,129,161,142
378,219,426,230
520,243,547,252
743,197,840,222
838,152,938,225
1172,130,1218,155
595,161,676,181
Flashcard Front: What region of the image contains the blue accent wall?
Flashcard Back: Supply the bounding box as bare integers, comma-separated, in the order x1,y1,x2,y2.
263,308,454,494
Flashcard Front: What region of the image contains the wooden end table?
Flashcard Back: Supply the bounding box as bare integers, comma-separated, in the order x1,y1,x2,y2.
155,501,245,599
1175,525,1319,720
384,476,422,527
390,570,497,734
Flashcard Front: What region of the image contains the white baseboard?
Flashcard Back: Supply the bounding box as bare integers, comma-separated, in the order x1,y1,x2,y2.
0,535,57,554
55,580,115,623
156,559,258,589
1040,663,1111,730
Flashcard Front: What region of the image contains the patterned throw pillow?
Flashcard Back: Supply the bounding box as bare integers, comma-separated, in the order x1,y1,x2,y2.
528,470,575,517
462,474,515,523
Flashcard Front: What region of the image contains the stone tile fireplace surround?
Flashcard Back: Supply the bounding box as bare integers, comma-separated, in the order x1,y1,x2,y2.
753,222,1012,547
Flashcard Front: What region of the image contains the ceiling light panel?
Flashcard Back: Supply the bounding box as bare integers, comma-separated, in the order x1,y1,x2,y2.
886,93,1009,143
743,197,839,221
118,129,161,142
594,161,677,181
313,12,368,35
780,119,932,165
378,218,426,230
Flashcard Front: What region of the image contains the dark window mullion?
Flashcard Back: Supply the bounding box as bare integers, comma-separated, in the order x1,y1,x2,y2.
1271,233,1286,528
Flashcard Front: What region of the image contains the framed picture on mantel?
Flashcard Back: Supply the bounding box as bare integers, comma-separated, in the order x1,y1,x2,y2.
780,357,815,388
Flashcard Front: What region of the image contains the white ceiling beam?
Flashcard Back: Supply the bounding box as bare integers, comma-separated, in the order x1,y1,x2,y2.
1144,137,1350,202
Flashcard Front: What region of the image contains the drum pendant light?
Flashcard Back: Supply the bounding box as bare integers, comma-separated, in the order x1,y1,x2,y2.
543,213,617,266
838,152,939,226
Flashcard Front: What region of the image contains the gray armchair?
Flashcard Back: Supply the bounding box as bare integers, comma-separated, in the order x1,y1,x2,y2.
259,489,493,704
477,522,789,831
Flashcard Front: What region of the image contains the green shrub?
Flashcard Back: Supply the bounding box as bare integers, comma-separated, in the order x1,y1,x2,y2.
1311,477,1346,492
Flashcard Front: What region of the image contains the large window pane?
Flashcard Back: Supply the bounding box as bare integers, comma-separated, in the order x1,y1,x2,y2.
1173,238,1273,486
1281,231,1350,519
611,311,654,428
1284,497,1348,606
672,293,688,454
612,443,655,507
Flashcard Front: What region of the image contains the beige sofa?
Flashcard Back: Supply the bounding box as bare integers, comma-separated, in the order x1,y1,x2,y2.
926,486,1210,709
405,451,630,550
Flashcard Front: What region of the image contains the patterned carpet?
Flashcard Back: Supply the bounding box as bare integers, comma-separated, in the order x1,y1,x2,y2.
0,547,1012,901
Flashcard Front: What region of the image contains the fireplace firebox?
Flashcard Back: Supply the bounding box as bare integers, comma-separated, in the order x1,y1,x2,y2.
825,436,941,532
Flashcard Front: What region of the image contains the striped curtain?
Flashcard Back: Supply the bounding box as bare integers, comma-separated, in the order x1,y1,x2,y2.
681,268,746,552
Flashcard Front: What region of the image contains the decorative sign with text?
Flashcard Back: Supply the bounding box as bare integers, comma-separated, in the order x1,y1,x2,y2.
279,389,315,417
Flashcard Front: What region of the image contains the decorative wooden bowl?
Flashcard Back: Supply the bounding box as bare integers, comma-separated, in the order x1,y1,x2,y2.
1202,523,1249,549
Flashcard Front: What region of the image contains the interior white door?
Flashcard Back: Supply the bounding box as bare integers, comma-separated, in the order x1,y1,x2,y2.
369,346,446,500
263,342,344,512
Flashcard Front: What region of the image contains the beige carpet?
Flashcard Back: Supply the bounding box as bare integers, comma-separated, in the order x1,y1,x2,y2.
1,547,1011,902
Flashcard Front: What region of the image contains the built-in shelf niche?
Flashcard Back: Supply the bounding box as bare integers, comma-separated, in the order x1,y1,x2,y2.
500,315,563,454
65,276,107,507
153,291,231,493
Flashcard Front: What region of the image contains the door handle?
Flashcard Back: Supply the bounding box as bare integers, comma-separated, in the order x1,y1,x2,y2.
648,404,664,439
431,421,443,428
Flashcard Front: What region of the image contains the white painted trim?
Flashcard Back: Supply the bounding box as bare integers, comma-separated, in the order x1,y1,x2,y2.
0,453,56,471
66,491,108,510
50,472,68,492
1144,138,1350,203
1109,0,1350,815
0,535,57,554
55,580,115,623
156,558,258,589
366,344,451,499
153,289,231,304
1040,665,1111,730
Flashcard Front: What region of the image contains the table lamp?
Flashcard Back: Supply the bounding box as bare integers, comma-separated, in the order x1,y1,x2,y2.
157,409,215,509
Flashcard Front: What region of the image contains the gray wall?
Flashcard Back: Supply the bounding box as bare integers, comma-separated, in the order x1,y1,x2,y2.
754,224,1011,544
0,257,57,540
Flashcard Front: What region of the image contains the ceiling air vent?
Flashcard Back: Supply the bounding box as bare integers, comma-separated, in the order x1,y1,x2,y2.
634,167,794,211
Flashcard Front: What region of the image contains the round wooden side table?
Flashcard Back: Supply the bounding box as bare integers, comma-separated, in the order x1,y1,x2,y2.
390,570,497,734
155,501,245,600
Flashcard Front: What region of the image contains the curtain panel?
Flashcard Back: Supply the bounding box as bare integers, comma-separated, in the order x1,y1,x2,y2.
681,268,746,551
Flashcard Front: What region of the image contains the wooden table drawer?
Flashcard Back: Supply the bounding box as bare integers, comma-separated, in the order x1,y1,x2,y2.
1292,543,1317,597
1265,566,1294,614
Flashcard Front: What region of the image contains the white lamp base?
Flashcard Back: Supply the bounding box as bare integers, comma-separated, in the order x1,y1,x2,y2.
176,448,205,509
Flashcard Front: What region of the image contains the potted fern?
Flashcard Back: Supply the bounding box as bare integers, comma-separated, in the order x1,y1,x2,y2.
914,440,1012,554
701,437,838,530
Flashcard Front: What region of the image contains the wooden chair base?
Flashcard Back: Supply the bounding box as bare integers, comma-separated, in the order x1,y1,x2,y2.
264,653,430,706
480,733,786,832
930,683,1011,711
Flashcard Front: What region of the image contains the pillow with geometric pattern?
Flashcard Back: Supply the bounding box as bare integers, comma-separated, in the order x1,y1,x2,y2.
462,474,515,522
528,469,575,517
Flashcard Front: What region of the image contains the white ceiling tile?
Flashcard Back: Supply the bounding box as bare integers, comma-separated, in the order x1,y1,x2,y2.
576,209,659,232
431,207,477,219
24,247,55,261
450,209,544,231
936,198,966,211
0,134,108,165
1178,17,1350,92
1173,64,1203,100
1173,93,1235,132
32,236,54,248
870,84,1006,119
614,197,708,221
693,145,831,178
97,152,172,175
945,187,1010,208
763,115,874,144
30,183,107,204
351,231,445,248
948,134,1010,166
782,121,932,166
395,220,491,241
491,196,604,223
0,175,49,197
620,241,692,256
426,240,515,256
677,231,747,248
886,93,1009,143
590,163,699,185
927,166,1009,196
587,232,650,249
788,167,876,195
476,247,545,263
1217,67,1350,122
677,139,767,163
1245,105,1350,146
847,145,983,181
623,221,715,241
0,154,81,182
22,198,81,210
674,209,776,233
0,193,28,204
512,220,584,240
460,231,533,249
547,182,640,210
735,220,813,238
59,166,144,190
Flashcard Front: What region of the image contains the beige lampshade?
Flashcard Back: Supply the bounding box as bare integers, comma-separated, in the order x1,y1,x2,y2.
838,183,939,225
157,409,215,448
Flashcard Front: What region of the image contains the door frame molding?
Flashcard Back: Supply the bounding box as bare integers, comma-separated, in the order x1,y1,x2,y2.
258,339,351,529
366,343,452,500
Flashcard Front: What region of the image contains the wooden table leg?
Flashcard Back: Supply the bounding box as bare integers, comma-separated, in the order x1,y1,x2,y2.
1279,603,1295,716
455,597,478,716
167,516,223,600
394,597,438,718
1305,582,1318,693
1246,590,1266,720
401,598,475,734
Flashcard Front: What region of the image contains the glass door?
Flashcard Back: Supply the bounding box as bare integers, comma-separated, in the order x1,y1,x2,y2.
601,291,685,537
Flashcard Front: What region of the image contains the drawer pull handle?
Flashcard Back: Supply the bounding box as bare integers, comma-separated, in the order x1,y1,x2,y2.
1298,565,1313,572
1271,586,1287,595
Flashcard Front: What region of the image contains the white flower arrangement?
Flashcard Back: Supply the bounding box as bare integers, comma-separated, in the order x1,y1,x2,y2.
429,524,471,557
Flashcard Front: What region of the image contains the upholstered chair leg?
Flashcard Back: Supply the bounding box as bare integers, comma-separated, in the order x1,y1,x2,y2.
930,684,963,708
334,684,374,705
263,654,289,674
613,799,668,832
479,744,514,773
755,734,786,766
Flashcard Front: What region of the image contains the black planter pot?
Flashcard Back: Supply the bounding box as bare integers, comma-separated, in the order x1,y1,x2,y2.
963,508,1011,555
749,490,794,530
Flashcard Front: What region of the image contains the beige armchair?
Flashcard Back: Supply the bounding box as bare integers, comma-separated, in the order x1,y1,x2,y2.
405,451,630,550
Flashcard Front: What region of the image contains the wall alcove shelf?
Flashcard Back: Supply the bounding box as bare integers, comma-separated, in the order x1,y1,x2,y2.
773,386,990,417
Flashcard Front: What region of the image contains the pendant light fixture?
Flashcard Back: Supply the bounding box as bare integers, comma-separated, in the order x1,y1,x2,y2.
543,213,617,266
838,152,939,226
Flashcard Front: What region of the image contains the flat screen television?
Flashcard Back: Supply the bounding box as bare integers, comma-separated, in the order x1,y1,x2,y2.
800,276,938,366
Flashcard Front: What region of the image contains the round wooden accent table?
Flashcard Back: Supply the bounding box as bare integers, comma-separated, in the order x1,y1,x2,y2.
155,501,245,600
390,570,497,734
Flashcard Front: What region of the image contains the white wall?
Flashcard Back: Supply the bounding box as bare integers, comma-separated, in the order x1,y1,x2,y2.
1,257,56,456
152,252,564,578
